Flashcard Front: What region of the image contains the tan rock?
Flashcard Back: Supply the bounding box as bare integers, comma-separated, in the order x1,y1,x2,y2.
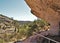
25,0,60,35
23,0,60,43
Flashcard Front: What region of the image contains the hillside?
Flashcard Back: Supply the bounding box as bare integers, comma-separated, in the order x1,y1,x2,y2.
0,14,20,43
0,14,49,43
0,14,36,43
0,14,16,33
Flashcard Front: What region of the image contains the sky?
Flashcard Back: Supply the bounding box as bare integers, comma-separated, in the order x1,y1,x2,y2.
0,0,37,21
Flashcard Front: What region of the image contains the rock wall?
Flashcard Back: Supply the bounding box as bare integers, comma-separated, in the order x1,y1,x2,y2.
25,0,60,35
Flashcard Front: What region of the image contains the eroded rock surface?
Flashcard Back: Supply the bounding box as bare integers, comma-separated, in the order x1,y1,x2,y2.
23,0,60,43
25,0,60,35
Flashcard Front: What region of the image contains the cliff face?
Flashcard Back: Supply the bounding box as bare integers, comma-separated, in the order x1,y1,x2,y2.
25,0,60,35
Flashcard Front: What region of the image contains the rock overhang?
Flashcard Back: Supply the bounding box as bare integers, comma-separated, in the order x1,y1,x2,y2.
25,0,60,35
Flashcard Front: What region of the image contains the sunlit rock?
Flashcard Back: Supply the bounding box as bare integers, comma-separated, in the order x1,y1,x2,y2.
25,0,60,36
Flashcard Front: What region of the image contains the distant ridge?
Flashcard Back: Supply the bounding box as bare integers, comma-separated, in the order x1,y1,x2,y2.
18,21,32,24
